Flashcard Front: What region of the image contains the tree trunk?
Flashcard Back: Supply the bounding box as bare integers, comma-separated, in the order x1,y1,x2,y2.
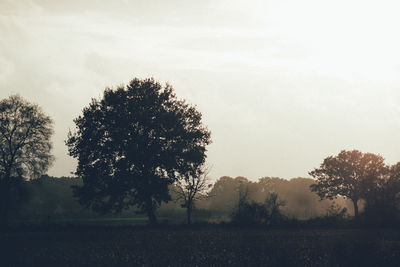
352,199,359,219
186,200,192,225
0,175,11,227
0,192,8,227
147,208,158,225
145,196,158,225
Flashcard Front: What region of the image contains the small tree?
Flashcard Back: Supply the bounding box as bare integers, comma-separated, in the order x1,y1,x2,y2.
66,78,211,224
237,181,250,219
174,165,212,224
310,150,387,219
264,192,286,225
0,95,54,224
230,182,250,224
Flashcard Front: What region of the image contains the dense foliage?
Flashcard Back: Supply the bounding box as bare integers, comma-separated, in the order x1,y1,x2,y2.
0,95,54,224
66,78,211,223
309,150,388,218
309,150,400,223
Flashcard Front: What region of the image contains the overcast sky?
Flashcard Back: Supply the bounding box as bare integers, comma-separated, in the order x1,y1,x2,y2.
1,0,400,181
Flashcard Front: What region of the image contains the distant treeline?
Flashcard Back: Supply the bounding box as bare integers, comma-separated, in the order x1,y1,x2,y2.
16,175,352,224
5,81,394,227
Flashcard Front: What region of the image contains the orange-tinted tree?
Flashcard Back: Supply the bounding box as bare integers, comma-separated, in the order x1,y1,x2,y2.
309,150,387,219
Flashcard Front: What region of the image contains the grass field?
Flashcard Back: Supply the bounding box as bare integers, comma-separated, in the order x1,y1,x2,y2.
2,226,400,266
13,217,150,225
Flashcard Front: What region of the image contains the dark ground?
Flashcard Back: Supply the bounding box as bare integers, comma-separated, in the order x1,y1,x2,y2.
1,225,400,266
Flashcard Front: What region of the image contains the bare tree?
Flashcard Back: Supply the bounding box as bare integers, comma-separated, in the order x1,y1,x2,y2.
174,165,212,224
0,95,54,225
264,192,285,225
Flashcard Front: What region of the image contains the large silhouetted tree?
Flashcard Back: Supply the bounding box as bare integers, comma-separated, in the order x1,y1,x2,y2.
66,78,211,224
309,150,387,219
0,95,54,225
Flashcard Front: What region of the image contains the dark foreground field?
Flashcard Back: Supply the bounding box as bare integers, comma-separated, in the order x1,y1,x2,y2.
1,226,400,266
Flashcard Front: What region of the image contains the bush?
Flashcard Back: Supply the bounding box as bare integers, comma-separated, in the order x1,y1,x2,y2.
230,193,286,226
305,202,349,227
361,201,400,227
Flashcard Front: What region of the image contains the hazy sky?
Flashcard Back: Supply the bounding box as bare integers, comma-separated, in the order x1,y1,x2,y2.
1,0,400,181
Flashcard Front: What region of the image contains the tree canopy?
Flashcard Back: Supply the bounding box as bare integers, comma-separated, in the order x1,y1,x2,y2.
309,150,387,218
0,95,54,224
66,78,211,223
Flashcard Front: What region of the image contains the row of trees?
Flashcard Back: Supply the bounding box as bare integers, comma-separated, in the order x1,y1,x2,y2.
204,176,345,220
0,78,211,225
13,175,345,223
1,77,400,226
310,150,400,222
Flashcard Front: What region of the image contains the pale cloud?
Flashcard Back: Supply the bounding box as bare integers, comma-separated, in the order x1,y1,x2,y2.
1,0,400,180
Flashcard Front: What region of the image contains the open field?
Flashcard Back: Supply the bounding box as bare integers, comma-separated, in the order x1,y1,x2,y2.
1,226,400,266
13,217,150,226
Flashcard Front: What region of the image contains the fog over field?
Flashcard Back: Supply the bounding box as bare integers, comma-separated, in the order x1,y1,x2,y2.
1,0,400,181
